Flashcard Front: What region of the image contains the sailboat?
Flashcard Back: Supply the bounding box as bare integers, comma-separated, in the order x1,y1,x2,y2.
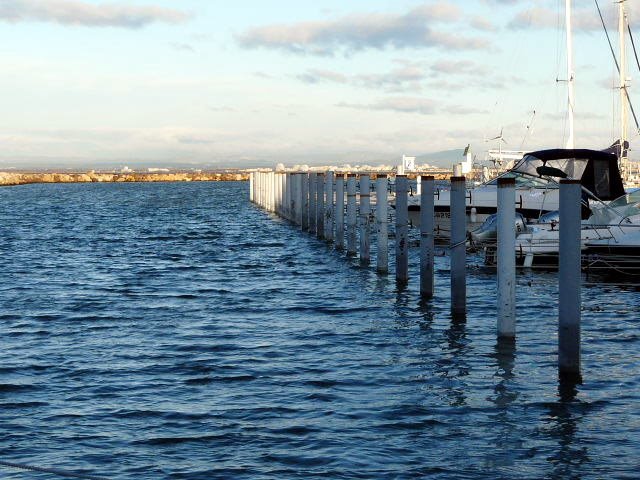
408,0,630,239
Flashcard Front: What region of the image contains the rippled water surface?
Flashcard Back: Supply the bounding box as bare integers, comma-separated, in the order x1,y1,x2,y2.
1,181,639,479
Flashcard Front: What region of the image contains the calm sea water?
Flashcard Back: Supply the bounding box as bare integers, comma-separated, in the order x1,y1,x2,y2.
0,181,639,480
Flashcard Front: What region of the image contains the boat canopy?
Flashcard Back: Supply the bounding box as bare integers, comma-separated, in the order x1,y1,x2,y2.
511,149,625,201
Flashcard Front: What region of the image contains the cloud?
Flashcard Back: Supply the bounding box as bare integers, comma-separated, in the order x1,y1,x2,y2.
430,59,489,76
170,42,195,53
470,15,497,32
237,2,490,55
338,97,438,115
508,6,602,31
0,0,190,28
297,66,426,92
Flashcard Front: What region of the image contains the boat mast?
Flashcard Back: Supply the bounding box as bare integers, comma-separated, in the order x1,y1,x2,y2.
619,0,629,175
565,0,575,149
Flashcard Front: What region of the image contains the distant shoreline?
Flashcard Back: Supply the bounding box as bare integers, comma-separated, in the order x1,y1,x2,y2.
0,171,249,187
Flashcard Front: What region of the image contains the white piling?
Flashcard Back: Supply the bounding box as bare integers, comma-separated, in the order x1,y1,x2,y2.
284,173,291,220
396,175,409,283
317,174,325,239
296,173,304,226
420,176,435,298
359,174,371,265
324,171,334,242
308,173,317,234
450,176,467,318
250,172,254,203
376,175,389,273
278,173,284,216
497,177,516,338
559,179,582,379
269,171,275,212
347,174,357,256
291,173,299,224
335,174,345,249
302,173,310,230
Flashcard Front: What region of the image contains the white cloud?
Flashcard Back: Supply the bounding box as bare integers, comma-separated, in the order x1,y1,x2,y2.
0,0,190,28
237,2,490,55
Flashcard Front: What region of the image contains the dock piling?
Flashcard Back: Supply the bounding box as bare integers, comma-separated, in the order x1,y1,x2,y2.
450,176,467,318
376,175,389,274
420,176,435,298
317,174,325,239
497,177,516,338
347,174,357,256
308,173,317,234
359,174,371,265
302,173,309,230
395,175,409,283
325,171,334,242
335,174,345,249
559,179,582,380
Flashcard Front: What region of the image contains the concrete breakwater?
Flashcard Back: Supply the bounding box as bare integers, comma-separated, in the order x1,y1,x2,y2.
0,171,248,187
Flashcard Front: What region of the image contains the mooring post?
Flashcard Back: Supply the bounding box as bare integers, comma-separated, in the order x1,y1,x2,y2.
298,174,305,225
359,174,371,265
270,171,276,212
308,173,317,234
301,173,309,230
497,177,516,338
420,176,435,298
376,174,389,273
250,172,254,203
559,179,582,380
396,175,409,283
347,174,357,256
324,171,334,242
317,173,325,239
259,172,264,208
278,173,284,217
283,173,290,220
450,176,467,318
335,174,345,249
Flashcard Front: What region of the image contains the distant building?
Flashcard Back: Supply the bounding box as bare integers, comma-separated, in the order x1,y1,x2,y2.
398,155,416,174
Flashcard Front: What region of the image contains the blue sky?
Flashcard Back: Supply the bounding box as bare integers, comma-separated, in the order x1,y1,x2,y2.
0,0,637,168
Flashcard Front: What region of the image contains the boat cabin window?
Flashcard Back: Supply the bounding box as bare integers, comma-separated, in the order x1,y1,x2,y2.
486,172,555,188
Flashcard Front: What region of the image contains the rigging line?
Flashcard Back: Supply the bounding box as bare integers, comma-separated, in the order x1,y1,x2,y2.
594,0,640,133
628,24,640,74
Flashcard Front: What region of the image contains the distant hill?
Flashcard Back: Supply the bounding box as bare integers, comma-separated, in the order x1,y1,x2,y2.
416,149,466,168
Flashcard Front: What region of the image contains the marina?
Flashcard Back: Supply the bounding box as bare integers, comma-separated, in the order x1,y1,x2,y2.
1,181,639,479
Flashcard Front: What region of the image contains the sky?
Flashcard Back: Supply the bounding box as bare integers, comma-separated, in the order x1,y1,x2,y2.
0,0,639,169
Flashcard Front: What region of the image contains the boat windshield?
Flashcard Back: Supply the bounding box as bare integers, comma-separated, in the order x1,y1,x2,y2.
589,189,640,224
485,171,555,188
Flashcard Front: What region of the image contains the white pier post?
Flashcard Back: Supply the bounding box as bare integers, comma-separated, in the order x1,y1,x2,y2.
250,172,254,203
559,179,582,379
420,176,435,298
278,173,284,217
497,177,516,338
324,171,334,242
258,172,263,207
359,174,371,265
346,174,357,256
302,173,310,230
317,174,325,239
396,175,409,283
284,173,290,220
308,172,317,234
376,174,389,273
450,176,467,318
335,174,345,249
269,171,275,212
296,173,303,226
291,173,298,224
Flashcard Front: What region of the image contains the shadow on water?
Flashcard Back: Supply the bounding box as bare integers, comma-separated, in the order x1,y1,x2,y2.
543,377,589,480
485,338,520,469
435,316,469,407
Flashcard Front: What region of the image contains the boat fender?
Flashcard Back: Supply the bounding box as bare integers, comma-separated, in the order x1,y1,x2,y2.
470,207,478,223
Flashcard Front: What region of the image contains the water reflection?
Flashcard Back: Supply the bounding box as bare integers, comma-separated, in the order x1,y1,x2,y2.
486,338,520,469
435,317,469,407
544,379,589,480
